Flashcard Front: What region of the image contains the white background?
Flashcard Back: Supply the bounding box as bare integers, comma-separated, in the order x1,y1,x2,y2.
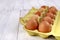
0,0,60,40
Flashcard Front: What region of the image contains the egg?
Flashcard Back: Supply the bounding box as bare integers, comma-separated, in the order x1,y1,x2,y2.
35,11,41,16
25,16,39,30
46,12,55,19
42,16,54,24
31,15,39,21
48,6,57,15
39,6,49,12
38,21,51,33
41,6,49,9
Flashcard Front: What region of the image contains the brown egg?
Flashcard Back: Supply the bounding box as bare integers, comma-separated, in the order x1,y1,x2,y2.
25,16,38,30
42,16,54,24
48,6,57,15
41,6,49,9
35,11,41,16
46,12,55,19
39,6,49,12
38,21,51,33
31,15,39,21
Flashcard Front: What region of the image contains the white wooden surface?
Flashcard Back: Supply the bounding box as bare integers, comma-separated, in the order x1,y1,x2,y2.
0,0,60,40
0,0,20,40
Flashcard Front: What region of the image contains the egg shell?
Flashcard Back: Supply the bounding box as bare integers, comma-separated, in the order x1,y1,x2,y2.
46,12,55,19
25,15,39,30
42,16,54,24
38,21,51,33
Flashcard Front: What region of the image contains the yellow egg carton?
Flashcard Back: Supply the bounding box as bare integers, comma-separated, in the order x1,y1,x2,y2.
20,7,60,40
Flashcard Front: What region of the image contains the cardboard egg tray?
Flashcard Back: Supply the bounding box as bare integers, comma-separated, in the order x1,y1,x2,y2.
20,7,60,40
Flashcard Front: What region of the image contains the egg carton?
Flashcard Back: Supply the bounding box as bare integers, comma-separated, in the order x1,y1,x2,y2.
20,7,60,40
